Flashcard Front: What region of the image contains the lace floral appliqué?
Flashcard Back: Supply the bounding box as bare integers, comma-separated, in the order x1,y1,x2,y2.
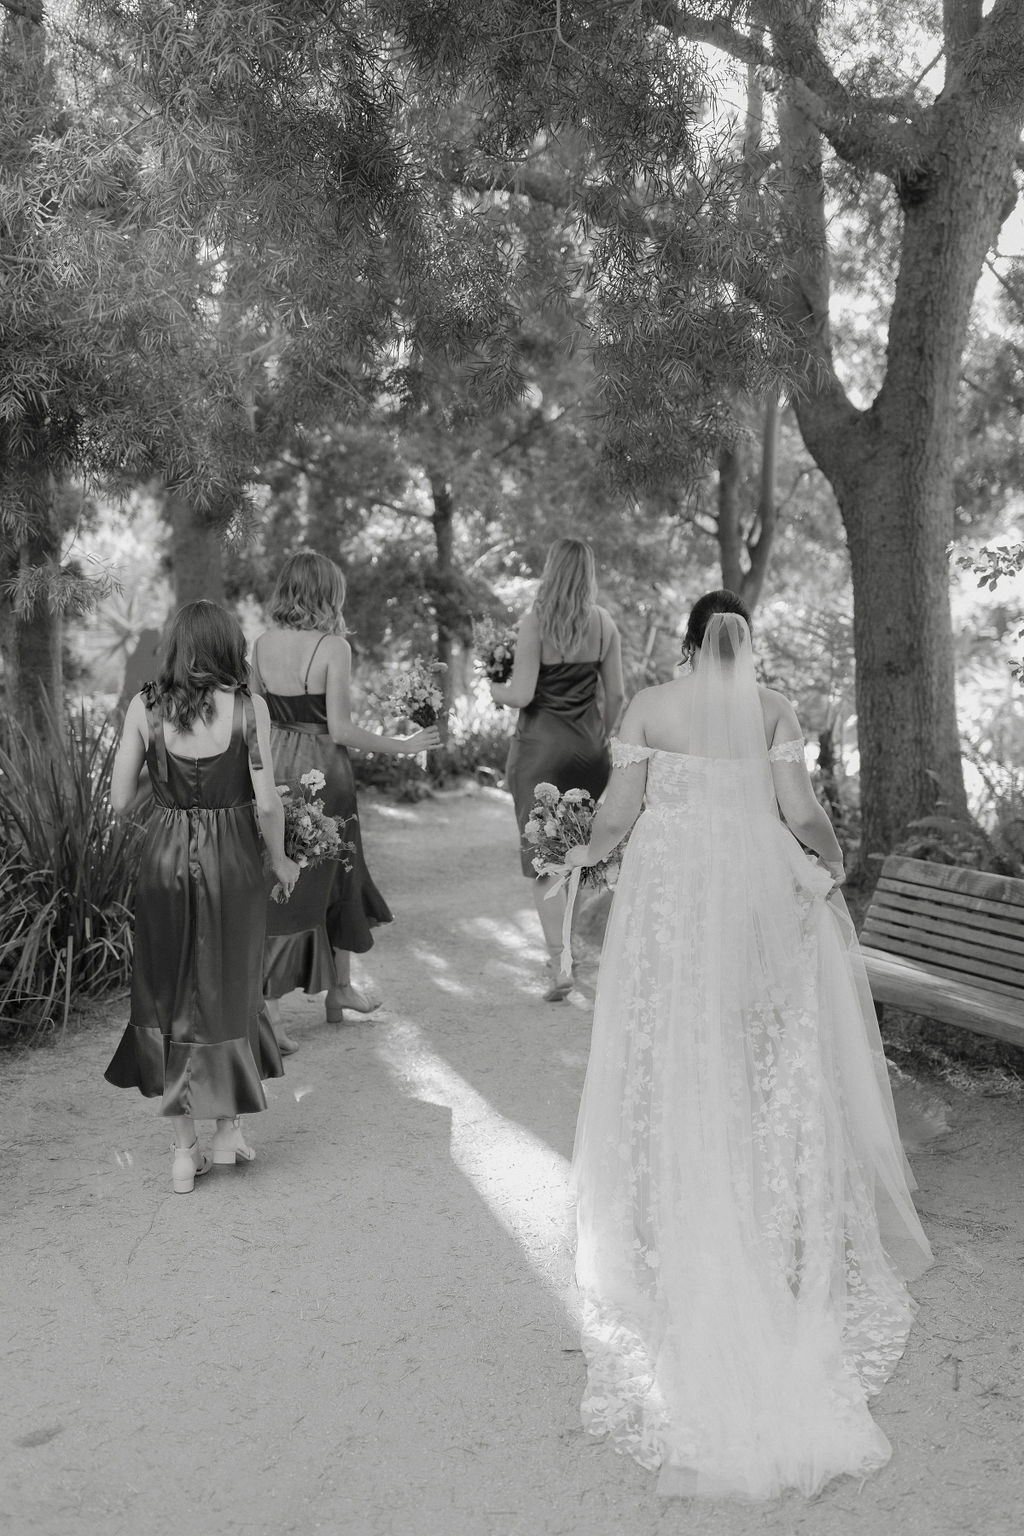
768,736,805,764
611,739,654,768
572,747,928,1500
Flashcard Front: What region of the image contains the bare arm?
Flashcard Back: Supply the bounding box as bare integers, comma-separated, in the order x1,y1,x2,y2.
489,611,540,709
598,616,625,734
248,693,300,891
769,700,845,879
110,694,149,814
565,695,649,867
324,636,440,754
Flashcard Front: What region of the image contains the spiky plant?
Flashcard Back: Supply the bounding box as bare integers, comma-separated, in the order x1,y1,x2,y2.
0,699,146,1037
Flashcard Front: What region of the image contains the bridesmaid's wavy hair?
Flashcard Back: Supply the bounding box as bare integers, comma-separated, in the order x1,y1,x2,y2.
534,538,598,659
682,589,752,662
144,601,249,731
269,551,347,634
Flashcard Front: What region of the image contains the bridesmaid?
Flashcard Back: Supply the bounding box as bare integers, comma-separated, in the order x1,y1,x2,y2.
252,551,440,1050
490,537,624,998
105,601,301,1193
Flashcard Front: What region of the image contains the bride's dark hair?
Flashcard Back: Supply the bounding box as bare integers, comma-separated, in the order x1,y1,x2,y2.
682,590,751,660
143,600,249,730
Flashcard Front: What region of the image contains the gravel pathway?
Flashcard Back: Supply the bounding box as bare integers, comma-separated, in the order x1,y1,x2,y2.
1,787,1022,1536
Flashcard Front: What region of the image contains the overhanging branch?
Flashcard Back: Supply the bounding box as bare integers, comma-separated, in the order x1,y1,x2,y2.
0,0,43,22
650,2,930,180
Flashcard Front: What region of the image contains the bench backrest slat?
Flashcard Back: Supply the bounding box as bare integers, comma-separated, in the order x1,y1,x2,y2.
868,878,1024,936
862,904,1024,963
862,856,1024,1001
861,924,1024,995
879,855,1024,909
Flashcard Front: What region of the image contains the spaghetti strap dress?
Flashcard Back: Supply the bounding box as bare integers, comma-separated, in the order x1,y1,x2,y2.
104,690,284,1117
253,635,392,1000
506,611,612,874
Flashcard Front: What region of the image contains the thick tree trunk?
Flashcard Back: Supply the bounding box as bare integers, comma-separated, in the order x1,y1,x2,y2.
164,487,226,606
779,88,1018,858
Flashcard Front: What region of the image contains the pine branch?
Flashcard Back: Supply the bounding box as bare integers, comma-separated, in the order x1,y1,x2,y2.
437,148,575,212
959,0,1024,110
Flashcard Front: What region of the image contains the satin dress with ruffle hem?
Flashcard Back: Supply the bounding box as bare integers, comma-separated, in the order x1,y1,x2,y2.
252,637,392,999
104,690,283,1116
506,614,612,875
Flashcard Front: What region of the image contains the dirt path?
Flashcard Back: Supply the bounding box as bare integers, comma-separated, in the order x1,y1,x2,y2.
2,786,1023,1536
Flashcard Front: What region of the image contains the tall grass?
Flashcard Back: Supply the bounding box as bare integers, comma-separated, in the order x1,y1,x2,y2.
0,700,145,1039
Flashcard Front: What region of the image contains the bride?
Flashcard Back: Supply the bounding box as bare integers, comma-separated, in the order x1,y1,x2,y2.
562,590,932,1501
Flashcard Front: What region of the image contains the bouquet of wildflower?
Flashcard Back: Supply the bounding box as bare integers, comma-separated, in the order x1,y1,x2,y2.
524,782,626,890
473,616,517,686
272,769,354,903
373,657,447,728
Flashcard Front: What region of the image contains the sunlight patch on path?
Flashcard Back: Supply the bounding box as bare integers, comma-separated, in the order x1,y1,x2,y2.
457,911,545,963
407,944,473,996
375,1018,578,1320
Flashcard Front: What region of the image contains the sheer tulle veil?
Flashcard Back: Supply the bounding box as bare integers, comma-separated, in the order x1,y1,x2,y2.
690,612,930,1279
570,610,932,1500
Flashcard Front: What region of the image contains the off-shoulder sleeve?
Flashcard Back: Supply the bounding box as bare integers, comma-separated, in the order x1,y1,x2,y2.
611,738,654,768
768,737,805,764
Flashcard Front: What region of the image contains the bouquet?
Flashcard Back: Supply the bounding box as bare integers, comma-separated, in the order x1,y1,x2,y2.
524,782,626,890
373,657,447,728
272,769,354,903
473,616,517,686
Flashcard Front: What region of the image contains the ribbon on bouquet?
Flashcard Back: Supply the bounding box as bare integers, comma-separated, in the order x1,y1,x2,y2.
542,863,583,977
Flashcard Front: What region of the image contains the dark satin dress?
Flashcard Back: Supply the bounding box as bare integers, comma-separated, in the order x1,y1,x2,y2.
253,636,392,1000
104,691,284,1117
506,614,612,875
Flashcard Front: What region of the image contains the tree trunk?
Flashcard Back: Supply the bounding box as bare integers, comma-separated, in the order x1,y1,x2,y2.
778,89,1018,858
0,464,63,734
0,10,62,737
714,393,779,612
716,437,746,594
743,391,779,612
428,473,456,708
164,487,226,606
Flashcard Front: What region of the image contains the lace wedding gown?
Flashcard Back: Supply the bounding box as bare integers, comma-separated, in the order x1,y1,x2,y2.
572,623,932,1502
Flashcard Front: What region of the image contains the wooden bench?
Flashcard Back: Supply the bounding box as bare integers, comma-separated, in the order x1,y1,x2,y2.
860,855,1024,1048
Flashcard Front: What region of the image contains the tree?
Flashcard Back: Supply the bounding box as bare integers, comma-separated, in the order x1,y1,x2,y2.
65,1,1024,860
382,0,1024,857
0,2,278,723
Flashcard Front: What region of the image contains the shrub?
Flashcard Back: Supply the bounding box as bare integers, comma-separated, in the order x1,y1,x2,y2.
352,711,513,801
893,810,1024,879
0,702,146,1039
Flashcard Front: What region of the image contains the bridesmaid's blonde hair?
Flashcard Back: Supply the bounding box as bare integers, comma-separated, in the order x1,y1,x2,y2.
534,538,597,659
269,551,347,634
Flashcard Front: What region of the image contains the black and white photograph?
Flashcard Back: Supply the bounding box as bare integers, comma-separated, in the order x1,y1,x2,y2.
2,2,1023,1533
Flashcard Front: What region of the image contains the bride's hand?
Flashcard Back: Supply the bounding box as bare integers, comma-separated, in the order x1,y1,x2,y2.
564,844,593,870
824,857,846,886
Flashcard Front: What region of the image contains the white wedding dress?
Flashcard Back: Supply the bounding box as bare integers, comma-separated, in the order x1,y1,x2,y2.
572,616,932,1501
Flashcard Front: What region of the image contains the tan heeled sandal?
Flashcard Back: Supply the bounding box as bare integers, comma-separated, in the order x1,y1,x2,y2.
172,1139,212,1194
211,1118,256,1166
